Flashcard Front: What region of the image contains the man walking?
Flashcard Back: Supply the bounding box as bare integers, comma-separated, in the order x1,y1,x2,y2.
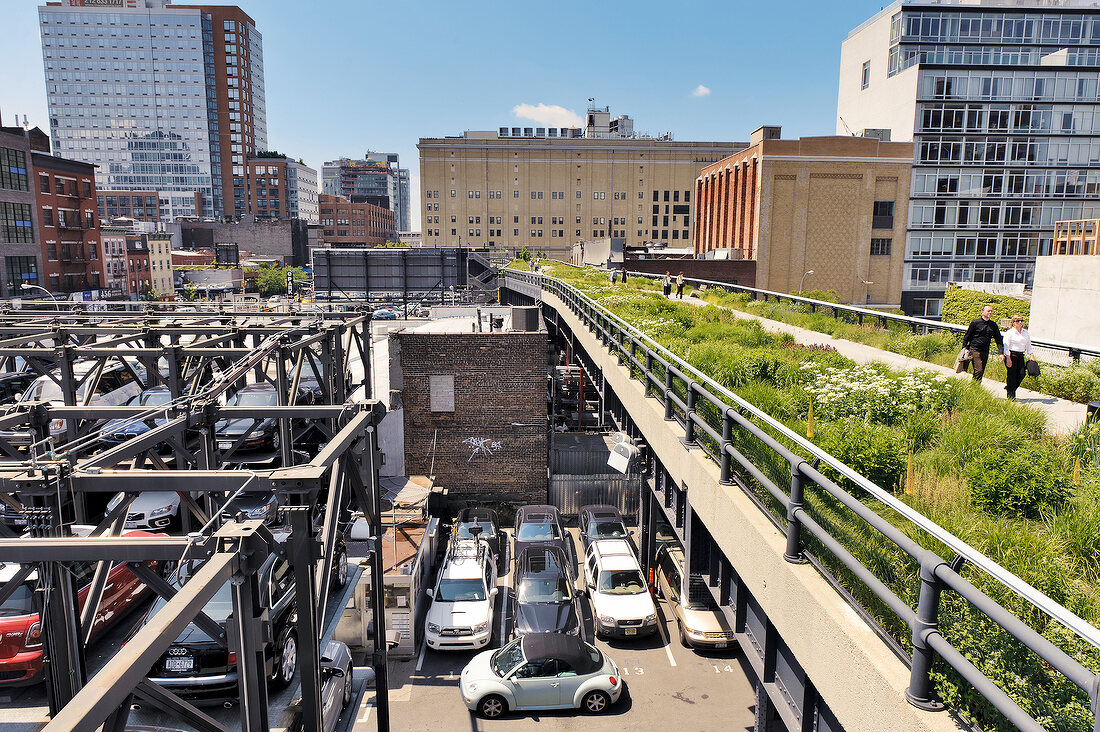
675,272,685,299
962,304,1005,383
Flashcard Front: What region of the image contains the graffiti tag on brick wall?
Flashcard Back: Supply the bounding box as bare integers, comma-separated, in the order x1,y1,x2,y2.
463,436,502,463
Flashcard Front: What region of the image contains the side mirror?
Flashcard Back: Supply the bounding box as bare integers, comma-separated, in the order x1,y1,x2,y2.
426,588,434,598
490,587,498,598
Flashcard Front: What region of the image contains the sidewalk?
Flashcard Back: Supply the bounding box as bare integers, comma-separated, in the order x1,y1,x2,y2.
670,292,1086,436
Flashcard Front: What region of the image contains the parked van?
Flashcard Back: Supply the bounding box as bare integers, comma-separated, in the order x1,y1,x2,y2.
655,544,735,649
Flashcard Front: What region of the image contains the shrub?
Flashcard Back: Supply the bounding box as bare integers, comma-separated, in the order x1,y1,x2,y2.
1039,365,1100,404
897,330,959,361
965,445,1073,518
940,286,1031,327
818,420,906,492
800,363,959,425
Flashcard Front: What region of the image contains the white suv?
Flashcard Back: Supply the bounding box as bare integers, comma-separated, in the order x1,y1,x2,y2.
583,539,658,639
425,538,497,651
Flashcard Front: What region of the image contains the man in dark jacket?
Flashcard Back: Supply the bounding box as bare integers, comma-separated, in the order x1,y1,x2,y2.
962,304,1005,382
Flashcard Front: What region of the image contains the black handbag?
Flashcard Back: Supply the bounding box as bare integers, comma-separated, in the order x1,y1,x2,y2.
1026,360,1040,378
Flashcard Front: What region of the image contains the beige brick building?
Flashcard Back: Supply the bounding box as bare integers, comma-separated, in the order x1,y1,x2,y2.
695,129,913,307
418,130,746,258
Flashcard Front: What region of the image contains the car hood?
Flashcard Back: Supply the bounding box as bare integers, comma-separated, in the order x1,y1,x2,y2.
109,491,180,514
460,647,499,687
102,417,165,436
681,605,732,633
214,418,274,436
427,599,490,628
592,590,656,619
515,600,578,635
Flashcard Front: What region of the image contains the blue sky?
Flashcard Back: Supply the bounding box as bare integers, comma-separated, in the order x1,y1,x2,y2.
0,0,886,225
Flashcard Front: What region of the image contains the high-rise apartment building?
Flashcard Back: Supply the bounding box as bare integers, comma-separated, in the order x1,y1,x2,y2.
839,0,1100,317
245,154,318,224
321,154,410,231
418,107,744,257
38,0,268,221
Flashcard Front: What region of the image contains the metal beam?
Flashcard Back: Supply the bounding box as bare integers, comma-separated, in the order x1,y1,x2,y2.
76,415,190,470
0,535,202,562
42,550,238,732
133,680,232,732
289,507,323,732
126,561,226,642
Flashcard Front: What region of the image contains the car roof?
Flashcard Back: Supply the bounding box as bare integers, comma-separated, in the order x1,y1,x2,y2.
520,633,601,674
517,504,558,522
516,545,568,576
590,539,638,568
581,504,621,517
457,507,497,522
440,555,487,580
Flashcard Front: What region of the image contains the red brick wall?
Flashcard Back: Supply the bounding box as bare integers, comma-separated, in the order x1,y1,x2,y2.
625,258,757,288
397,331,548,505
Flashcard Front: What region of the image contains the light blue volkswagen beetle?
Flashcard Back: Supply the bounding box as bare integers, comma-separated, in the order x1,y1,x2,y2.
459,632,623,718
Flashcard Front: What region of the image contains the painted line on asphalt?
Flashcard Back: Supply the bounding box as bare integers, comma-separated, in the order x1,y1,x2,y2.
414,637,427,672
356,701,374,724
656,611,678,667
498,542,512,643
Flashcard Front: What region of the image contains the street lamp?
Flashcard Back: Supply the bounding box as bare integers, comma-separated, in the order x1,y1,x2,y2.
799,270,815,293
22,283,60,310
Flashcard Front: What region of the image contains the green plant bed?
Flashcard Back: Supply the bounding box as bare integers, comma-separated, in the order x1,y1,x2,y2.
533,262,1100,732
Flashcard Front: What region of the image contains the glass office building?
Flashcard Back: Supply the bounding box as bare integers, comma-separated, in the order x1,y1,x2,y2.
38,0,267,221
839,0,1100,316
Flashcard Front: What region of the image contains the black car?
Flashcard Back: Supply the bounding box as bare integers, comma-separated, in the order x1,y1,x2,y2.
219,490,280,526
143,548,299,701
0,371,37,404
578,505,631,554
512,545,581,638
454,508,503,567
99,387,174,448
513,505,576,580
215,384,281,455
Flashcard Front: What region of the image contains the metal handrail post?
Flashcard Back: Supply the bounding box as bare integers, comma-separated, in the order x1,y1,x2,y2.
784,464,807,564
907,553,947,711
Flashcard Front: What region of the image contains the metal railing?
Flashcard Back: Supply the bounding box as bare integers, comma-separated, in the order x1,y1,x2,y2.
620,268,1100,362
503,268,1100,732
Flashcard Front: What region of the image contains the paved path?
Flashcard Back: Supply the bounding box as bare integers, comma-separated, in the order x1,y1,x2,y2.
667,292,1086,436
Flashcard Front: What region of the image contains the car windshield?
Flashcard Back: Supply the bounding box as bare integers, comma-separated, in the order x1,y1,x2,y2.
591,520,627,539
21,378,66,403
152,567,235,623
598,569,647,595
230,390,278,407
435,578,487,602
517,522,559,542
129,391,172,407
0,581,35,617
490,638,525,677
517,575,572,604
456,520,495,539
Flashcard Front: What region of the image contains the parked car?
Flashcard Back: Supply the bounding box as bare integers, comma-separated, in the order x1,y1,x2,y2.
0,371,37,404
0,361,146,448
577,505,630,554
425,538,497,651
372,309,397,320
319,640,355,729
513,505,576,580
220,490,280,526
214,384,281,454
105,490,181,530
512,546,581,638
0,527,162,686
655,544,735,649
583,539,658,640
98,387,174,448
143,546,299,700
453,507,503,568
459,632,623,718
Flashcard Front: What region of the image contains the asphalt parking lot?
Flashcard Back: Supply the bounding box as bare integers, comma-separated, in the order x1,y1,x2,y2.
353,528,756,732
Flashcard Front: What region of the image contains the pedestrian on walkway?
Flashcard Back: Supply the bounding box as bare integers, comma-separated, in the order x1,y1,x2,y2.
961,304,1005,383
620,266,628,285
662,271,672,297
610,268,618,284
675,272,685,299
1002,314,1035,400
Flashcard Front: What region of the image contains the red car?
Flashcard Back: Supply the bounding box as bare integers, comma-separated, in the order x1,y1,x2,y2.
0,528,162,686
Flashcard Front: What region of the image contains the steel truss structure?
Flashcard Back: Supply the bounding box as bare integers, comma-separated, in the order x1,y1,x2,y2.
0,309,392,732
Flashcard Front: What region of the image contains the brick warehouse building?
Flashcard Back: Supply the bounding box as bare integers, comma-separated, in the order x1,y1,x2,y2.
694,126,912,307
318,194,396,247
32,150,102,294
390,310,548,505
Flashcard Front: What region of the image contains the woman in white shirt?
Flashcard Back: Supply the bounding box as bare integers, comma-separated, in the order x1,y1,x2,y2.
1002,314,1034,400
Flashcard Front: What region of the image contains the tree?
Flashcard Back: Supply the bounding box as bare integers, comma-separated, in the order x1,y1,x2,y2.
181,283,200,301
140,288,160,302
250,265,307,296
518,245,532,262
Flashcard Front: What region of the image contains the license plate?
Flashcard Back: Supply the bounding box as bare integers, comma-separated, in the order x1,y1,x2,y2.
624,628,637,636
165,657,193,672
714,642,727,649
217,441,232,450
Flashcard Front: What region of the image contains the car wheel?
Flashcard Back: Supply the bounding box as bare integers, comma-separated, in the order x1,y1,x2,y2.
581,690,611,714
333,546,349,589
271,432,281,451
477,694,507,719
273,630,297,689
341,665,354,709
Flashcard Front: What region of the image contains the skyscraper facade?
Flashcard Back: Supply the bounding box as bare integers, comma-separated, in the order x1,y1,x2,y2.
38,0,267,221
840,0,1100,317
321,154,410,232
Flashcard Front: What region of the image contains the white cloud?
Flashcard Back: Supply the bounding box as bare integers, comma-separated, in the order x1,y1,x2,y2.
512,103,583,128
692,84,712,98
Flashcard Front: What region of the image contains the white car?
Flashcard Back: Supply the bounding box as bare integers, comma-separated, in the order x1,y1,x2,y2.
583,539,658,639
459,632,623,718
425,538,497,651
106,491,181,530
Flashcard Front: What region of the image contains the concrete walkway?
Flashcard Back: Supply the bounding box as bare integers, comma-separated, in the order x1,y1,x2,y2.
668,291,1086,436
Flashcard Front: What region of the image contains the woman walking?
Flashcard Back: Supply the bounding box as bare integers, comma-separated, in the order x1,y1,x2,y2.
1003,314,1035,401
662,271,672,298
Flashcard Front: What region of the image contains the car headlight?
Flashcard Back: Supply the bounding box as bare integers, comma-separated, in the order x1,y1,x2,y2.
50,419,65,432
428,623,441,633
598,614,615,625
149,504,174,518
249,503,274,519
644,614,657,624
473,621,489,633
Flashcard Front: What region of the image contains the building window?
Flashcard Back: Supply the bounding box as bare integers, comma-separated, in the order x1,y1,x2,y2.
872,201,894,229
870,238,892,256
1,202,35,243
5,255,37,294
42,208,53,227
0,148,28,192
861,60,871,90
39,175,49,194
